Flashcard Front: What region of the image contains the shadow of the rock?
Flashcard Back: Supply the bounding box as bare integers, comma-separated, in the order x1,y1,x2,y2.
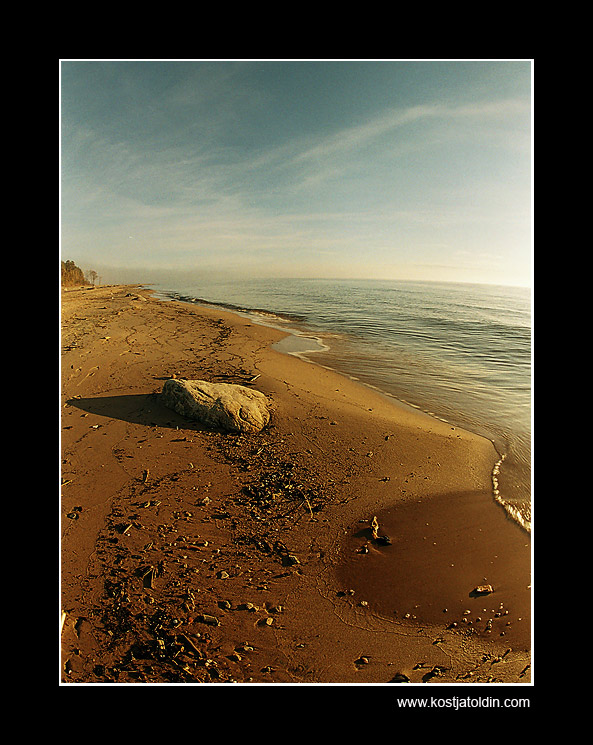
67,392,211,432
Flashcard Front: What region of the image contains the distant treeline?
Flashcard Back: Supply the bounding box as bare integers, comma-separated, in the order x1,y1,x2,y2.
61,260,99,287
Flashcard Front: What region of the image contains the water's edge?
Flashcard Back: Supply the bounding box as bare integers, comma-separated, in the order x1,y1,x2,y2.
157,288,530,534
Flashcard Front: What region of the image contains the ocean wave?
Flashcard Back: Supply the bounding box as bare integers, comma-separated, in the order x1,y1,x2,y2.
492,454,531,533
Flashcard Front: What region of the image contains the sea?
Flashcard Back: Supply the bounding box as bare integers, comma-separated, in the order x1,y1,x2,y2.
152,278,532,533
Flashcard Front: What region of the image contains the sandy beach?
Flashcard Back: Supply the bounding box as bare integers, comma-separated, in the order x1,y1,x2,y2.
60,284,532,686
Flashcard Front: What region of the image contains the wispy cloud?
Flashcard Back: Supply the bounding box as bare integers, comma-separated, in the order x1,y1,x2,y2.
61,62,531,285
233,97,531,200
64,93,529,214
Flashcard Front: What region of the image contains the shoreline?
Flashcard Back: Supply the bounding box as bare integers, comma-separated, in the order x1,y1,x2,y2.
60,284,532,685
158,286,531,534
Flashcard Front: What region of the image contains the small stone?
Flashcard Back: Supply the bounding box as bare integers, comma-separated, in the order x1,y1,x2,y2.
198,614,220,626
473,584,493,595
390,673,410,683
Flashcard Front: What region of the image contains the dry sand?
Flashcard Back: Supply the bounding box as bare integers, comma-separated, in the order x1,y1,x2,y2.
60,284,532,687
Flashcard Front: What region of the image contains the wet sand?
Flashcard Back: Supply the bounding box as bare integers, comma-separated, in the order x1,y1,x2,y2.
60,284,532,685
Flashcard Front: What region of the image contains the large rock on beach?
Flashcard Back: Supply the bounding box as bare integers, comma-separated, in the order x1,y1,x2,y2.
161,378,270,434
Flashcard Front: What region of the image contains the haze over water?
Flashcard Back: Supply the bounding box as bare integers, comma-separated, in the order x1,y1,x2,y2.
155,277,532,532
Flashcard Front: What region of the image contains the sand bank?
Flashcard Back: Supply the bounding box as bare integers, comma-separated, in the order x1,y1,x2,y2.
60,284,531,686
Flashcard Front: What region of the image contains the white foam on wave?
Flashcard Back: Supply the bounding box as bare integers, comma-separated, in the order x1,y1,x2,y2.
492,453,531,532
272,331,329,359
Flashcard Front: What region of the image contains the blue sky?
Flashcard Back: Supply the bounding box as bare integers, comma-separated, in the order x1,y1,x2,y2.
60,60,532,287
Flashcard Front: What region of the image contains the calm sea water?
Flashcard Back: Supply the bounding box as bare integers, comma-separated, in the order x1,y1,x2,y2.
154,278,532,532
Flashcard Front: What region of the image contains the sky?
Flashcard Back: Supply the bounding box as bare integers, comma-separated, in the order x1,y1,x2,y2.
60,59,533,288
